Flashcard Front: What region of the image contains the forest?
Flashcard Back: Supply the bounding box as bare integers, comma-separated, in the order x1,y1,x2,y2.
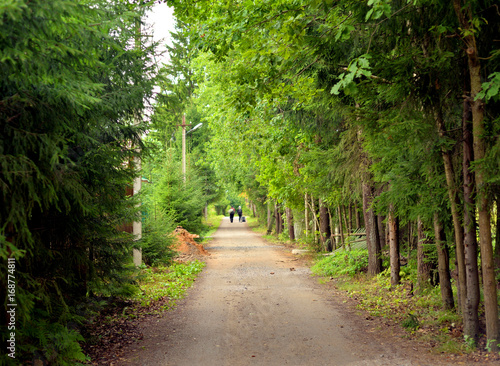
1,0,499,364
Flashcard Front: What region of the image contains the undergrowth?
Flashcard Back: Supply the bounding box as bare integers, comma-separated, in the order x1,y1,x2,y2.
311,248,482,356
134,261,206,311
311,249,369,277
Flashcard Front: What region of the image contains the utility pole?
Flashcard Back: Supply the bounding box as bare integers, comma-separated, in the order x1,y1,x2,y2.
132,17,142,267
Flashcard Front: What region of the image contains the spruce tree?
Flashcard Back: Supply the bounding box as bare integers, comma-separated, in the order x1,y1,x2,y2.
0,0,157,363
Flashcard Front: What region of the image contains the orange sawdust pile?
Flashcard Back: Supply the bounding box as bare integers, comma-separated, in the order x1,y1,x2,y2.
172,226,210,261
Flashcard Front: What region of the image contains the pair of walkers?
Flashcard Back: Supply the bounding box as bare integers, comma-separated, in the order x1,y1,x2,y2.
228,206,243,223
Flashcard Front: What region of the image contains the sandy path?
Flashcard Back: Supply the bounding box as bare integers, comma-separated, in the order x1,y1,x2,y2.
120,217,457,366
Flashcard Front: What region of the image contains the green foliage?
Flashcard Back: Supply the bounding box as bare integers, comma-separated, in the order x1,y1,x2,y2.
6,0,499,361
0,0,157,363
154,0,500,353
478,72,500,102
201,203,225,236
25,320,89,365
150,19,199,143
140,209,177,266
143,149,208,234
485,339,500,354
463,334,477,350
145,18,224,237
312,249,369,277
401,312,420,331
135,261,205,308
226,192,246,210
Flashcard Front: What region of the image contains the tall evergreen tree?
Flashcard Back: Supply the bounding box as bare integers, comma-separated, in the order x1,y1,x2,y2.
0,0,157,363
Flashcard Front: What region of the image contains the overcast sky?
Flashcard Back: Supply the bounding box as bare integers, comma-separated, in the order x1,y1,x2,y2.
146,3,176,65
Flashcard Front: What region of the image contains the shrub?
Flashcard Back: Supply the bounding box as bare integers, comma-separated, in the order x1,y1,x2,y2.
312,248,369,277
140,209,176,266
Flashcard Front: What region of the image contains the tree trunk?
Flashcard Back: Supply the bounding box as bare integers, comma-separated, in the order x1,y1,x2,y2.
462,98,480,342
319,199,331,251
363,182,382,275
435,105,466,314
417,218,435,292
377,214,386,250
328,208,336,250
305,193,309,239
338,206,345,250
275,204,283,235
433,212,455,310
311,194,318,246
342,205,350,243
348,204,353,234
495,197,500,279
267,201,271,229
286,207,295,241
453,0,499,348
408,221,417,252
389,205,400,287
475,119,499,349
355,204,361,230
266,204,275,235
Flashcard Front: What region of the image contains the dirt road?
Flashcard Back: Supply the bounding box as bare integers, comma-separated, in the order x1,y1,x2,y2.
121,217,461,366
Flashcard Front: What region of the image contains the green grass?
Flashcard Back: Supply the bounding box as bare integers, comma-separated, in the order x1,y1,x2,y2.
311,250,479,355
201,215,223,241
245,214,265,232
312,248,369,277
134,261,205,309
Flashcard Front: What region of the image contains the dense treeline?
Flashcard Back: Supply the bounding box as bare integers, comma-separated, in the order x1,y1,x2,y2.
143,17,223,240
1,1,158,364
161,0,500,350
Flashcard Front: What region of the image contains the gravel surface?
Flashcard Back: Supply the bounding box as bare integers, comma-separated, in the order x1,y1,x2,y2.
119,217,490,366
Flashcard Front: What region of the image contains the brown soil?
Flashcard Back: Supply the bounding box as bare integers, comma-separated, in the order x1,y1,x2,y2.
171,226,210,262
86,220,500,366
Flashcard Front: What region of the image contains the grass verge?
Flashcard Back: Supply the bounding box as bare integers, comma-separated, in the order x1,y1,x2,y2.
201,205,225,242
312,250,500,361
134,260,206,312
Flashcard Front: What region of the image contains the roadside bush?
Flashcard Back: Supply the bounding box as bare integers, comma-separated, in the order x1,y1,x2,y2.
141,209,176,266
312,248,369,277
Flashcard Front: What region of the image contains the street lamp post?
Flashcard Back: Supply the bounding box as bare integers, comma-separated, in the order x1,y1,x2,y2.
181,118,202,182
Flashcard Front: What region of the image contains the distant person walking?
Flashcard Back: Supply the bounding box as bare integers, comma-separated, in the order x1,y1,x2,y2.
229,207,235,223
237,206,243,222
